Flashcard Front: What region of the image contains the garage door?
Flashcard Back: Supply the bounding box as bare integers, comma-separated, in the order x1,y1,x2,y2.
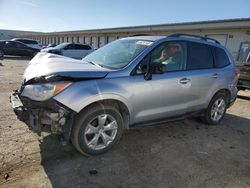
85,37,91,45
99,36,106,48
92,37,98,49
79,37,84,44
206,34,228,46
108,36,117,43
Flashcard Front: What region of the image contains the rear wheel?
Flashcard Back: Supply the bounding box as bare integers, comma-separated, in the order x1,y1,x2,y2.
72,104,124,155
201,93,227,125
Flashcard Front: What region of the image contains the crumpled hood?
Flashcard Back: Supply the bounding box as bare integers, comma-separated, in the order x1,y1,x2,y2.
23,52,110,84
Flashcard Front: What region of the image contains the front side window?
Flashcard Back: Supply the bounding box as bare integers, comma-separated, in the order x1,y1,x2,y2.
83,39,152,69
15,42,26,48
5,41,16,47
134,41,187,74
187,42,213,70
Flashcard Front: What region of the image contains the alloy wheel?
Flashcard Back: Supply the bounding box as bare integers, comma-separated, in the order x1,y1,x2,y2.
210,98,226,122
84,114,118,150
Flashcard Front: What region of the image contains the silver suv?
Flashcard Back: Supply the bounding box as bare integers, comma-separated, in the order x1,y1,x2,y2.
11,34,238,155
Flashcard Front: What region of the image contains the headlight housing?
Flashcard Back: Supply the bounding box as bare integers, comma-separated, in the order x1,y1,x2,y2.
21,82,71,101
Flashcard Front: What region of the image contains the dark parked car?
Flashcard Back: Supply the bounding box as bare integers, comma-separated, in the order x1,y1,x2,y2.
11,38,43,49
0,41,40,58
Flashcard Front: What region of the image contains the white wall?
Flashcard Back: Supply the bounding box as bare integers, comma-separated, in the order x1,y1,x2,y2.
36,28,250,59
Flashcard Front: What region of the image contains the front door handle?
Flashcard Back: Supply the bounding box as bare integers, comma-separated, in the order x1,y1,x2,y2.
179,78,191,84
212,73,218,78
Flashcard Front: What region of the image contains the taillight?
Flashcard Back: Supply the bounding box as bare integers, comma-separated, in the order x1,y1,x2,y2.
235,68,240,78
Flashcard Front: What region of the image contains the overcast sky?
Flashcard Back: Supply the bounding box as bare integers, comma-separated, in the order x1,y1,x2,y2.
0,0,249,32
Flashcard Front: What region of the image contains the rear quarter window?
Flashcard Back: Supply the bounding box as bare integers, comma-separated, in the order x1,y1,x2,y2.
213,47,230,68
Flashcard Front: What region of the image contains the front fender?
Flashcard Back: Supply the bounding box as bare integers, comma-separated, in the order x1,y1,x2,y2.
53,79,133,120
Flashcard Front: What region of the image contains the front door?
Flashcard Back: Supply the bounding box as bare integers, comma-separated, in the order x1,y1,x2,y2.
62,44,78,58
131,41,191,124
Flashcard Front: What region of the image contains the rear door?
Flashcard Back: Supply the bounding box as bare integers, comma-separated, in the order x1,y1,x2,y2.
15,42,32,56
185,41,218,111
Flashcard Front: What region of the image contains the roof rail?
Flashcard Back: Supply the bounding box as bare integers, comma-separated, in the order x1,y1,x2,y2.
168,33,220,44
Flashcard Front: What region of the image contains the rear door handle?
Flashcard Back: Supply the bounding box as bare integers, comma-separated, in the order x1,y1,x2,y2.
212,73,218,78
179,78,191,84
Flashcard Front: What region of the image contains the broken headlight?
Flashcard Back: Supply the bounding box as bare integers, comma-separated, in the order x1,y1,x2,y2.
21,82,71,101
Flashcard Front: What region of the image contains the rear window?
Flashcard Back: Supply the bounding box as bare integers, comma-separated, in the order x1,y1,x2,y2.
213,47,230,68
187,42,213,70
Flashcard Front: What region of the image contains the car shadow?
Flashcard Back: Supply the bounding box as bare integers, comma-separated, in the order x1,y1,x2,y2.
39,114,250,187
237,94,250,100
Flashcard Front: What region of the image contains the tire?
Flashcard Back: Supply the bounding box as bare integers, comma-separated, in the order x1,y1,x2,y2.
72,104,124,155
201,93,228,125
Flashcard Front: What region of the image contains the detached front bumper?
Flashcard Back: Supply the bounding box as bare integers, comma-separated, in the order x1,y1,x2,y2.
10,90,29,122
10,90,74,138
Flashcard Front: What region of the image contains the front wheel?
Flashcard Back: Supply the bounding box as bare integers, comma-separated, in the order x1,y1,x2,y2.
201,93,227,125
72,104,124,155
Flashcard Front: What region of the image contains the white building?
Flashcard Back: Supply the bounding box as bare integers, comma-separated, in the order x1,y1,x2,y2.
0,29,41,40
22,18,250,60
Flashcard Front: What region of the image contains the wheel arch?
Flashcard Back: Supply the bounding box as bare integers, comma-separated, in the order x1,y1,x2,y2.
76,97,132,129
210,88,231,108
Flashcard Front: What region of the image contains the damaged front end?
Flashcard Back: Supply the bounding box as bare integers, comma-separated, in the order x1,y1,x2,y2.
10,89,74,140
10,52,110,140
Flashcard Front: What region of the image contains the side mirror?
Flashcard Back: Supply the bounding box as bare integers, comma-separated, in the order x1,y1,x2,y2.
143,63,165,80
153,63,165,74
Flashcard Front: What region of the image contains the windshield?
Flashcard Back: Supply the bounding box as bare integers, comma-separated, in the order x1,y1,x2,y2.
83,39,152,69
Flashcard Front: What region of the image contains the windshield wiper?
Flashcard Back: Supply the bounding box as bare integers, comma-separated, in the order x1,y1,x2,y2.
86,61,103,68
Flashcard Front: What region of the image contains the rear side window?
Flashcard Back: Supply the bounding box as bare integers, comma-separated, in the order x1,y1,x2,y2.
17,39,38,44
65,44,75,49
75,44,92,50
15,42,26,48
187,42,213,70
213,47,230,68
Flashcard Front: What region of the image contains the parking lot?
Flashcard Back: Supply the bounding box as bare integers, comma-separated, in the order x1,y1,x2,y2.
0,57,250,188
